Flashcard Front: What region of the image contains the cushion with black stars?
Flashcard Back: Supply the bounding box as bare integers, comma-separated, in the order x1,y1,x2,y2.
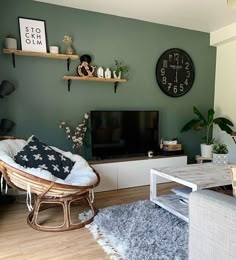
14,136,74,180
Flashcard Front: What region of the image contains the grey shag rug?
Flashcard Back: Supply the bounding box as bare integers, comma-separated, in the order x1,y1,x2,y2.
86,200,188,260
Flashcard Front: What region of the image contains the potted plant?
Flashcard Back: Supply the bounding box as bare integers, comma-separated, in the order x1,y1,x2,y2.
181,106,234,158
113,60,128,79
212,143,229,165
4,34,17,49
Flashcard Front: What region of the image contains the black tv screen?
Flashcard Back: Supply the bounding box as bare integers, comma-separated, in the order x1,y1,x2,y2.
91,111,159,158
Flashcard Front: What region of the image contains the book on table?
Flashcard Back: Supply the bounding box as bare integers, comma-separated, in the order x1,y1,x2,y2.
179,197,189,204
171,187,192,200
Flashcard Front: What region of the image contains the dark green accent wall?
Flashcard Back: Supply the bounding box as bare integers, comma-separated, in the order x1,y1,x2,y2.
0,0,216,161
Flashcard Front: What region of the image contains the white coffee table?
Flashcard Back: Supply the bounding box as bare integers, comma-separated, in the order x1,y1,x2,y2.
150,163,232,222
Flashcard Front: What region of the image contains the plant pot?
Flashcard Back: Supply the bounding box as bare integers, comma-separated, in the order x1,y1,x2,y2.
200,144,212,158
113,71,121,79
213,153,228,165
4,38,17,49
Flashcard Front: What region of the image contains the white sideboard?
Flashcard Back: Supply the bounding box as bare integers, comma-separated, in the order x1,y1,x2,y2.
91,155,187,192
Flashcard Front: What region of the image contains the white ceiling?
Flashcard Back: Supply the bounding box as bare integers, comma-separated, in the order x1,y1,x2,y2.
34,0,236,33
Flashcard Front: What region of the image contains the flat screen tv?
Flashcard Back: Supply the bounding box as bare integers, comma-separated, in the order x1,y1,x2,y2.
91,111,159,158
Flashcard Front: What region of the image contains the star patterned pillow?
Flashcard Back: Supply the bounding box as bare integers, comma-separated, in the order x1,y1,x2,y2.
14,136,74,180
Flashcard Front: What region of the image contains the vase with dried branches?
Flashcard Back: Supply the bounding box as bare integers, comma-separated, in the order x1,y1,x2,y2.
59,113,89,155
63,35,73,55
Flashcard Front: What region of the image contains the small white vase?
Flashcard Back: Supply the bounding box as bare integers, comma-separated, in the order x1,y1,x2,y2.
200,144,212,158
4,38,17,49
105,68,111,78
97,67,104,78
213,153,228,165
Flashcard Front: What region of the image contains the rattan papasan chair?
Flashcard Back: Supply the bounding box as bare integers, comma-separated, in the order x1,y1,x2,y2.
0,136,100,232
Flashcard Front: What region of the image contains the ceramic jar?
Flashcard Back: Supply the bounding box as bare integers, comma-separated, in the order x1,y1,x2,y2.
49,46,59,54
4,37,17,49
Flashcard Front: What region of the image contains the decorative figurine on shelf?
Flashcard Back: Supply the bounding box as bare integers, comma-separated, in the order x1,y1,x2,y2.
97,67,104,78
105,68,111,79
63,35,74,55
77,54,96,77
113,60,128,79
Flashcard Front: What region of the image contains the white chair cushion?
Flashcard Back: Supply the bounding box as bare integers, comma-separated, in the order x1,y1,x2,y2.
0,139,97,186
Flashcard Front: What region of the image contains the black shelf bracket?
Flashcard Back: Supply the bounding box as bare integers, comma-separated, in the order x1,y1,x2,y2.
114,82,119,93
67,79,72,92
12,53,16,68
67,58,71,71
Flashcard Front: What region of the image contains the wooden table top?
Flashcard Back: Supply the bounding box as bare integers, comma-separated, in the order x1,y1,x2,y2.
150,163,232,191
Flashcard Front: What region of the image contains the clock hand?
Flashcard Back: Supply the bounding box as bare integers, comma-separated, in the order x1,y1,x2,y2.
175,62,179,83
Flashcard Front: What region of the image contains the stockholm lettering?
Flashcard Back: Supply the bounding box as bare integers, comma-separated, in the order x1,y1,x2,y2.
24,26,43,45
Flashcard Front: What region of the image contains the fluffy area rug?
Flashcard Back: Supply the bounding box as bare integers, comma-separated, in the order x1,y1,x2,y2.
86,200,188,260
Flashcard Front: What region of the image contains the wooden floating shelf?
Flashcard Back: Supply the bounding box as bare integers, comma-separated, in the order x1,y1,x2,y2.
63,76,127,83
63,76,128,93
3,48,79,70
3,49,79,60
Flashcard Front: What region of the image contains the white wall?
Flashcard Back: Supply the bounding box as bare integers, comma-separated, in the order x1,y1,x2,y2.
211,30,236,163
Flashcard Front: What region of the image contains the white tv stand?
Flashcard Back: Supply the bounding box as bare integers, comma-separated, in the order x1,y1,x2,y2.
90,155,187,192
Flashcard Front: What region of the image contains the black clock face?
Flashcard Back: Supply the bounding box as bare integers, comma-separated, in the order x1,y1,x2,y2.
156,48,195,97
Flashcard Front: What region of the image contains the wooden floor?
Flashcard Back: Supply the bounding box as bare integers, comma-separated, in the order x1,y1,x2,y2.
0,183,177,260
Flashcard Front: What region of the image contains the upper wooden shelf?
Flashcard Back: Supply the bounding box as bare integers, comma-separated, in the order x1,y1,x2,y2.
63,76,128,93
3,49,79,60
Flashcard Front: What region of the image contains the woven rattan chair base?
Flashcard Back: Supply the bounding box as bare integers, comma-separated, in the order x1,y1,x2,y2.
27,191,97,232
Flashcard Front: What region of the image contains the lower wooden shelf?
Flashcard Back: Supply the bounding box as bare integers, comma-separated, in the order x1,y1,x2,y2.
63,76,128,93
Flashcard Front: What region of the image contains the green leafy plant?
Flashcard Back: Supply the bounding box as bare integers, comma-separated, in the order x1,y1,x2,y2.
114,60,128,75
212,143,228,154
181,106,234,145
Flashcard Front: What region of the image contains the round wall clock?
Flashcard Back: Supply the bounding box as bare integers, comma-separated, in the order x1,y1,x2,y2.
156,48,195,97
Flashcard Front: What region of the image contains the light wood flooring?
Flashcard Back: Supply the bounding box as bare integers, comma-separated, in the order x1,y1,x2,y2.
0,183,178,260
